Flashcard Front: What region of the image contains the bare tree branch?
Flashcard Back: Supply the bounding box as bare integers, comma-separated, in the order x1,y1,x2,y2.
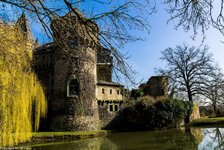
157,44,215,102
0,0,155,84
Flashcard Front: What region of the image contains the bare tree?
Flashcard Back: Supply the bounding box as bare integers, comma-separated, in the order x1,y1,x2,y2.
0,0,155,83
158,44,214,102
164,0,224,38
201,67,224,116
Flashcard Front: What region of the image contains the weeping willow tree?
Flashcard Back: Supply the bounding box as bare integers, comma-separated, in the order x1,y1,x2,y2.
0,23,47,147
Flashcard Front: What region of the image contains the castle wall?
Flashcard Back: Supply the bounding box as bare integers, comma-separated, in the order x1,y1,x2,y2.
33,48,55,96
48,12,100,131
145,76,168,97
96,83,123,128
96,85,123,101
33,10,125,131
33,45,56,130
49,49,99,131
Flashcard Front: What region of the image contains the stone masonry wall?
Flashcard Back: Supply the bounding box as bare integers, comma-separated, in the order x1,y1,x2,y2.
49,11,100,131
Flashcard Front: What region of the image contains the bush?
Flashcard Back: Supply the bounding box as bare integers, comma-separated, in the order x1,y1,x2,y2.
149,99,192,129
106,99,193,131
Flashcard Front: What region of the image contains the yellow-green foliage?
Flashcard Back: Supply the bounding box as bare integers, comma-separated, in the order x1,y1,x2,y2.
0,23,47,147
190,117,224,126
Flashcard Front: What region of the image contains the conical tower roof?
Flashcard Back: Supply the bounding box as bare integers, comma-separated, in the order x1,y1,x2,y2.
16,12,34,42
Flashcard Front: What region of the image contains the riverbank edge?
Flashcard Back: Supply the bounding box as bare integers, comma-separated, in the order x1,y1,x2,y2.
188,117,224,127
21,130,112,147
21,116,224,148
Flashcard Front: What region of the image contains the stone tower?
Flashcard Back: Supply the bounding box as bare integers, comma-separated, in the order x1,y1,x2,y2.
143,76,169,97
49,10,99,131
16,13,34,50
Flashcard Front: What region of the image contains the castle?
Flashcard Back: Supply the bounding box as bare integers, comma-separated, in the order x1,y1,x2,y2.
7,10,168,131
32,11,124,131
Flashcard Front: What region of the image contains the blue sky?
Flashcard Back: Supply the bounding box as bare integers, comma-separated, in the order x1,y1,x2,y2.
121,2,224,87
28,1,224,87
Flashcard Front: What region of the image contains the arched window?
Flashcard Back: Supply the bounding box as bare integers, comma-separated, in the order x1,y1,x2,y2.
67,79,79,97
71,38,78,48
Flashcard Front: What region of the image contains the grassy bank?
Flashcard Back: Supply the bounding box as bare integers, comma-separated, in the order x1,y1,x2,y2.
14,130,112,148
23,130,111,146
189,117,224,127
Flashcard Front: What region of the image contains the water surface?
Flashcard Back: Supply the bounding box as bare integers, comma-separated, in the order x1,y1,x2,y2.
31,127,224,150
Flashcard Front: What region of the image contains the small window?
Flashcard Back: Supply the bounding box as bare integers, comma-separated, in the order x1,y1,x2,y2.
22,23,27,32
68,79,79,96
117,90,119,95
114,105,118,111
71,38,78,48
110,89,112,94
102,88,104,94
71,57,78,66
109,105,113,111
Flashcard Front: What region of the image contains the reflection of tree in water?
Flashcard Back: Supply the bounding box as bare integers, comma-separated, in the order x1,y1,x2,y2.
106,129,198,150
213,128,224,150
199,128,224,150
31,129,199,150
29,128,224,150
190,128,203,144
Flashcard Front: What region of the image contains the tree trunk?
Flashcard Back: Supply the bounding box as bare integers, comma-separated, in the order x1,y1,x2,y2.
187,86,193,102
213,104,217,117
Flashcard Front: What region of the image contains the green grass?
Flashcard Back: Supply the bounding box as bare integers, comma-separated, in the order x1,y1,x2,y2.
32,130,110,137
18,130,110,147
189,117,224,127
25,130,111,146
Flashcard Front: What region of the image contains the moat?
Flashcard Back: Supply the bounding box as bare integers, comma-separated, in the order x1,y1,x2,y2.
28,127,224,150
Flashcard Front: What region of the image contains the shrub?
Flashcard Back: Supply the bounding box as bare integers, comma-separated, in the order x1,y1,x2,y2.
106,99,193,131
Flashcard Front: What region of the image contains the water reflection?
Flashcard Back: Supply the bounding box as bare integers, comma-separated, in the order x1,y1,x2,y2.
106,129,198,150
31,128,224,150
191,128,202,144
32,138,118,150
32,129,198,150
199,128,224,150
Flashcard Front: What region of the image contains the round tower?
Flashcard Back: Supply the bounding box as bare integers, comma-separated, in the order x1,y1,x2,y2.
49,10,99,131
